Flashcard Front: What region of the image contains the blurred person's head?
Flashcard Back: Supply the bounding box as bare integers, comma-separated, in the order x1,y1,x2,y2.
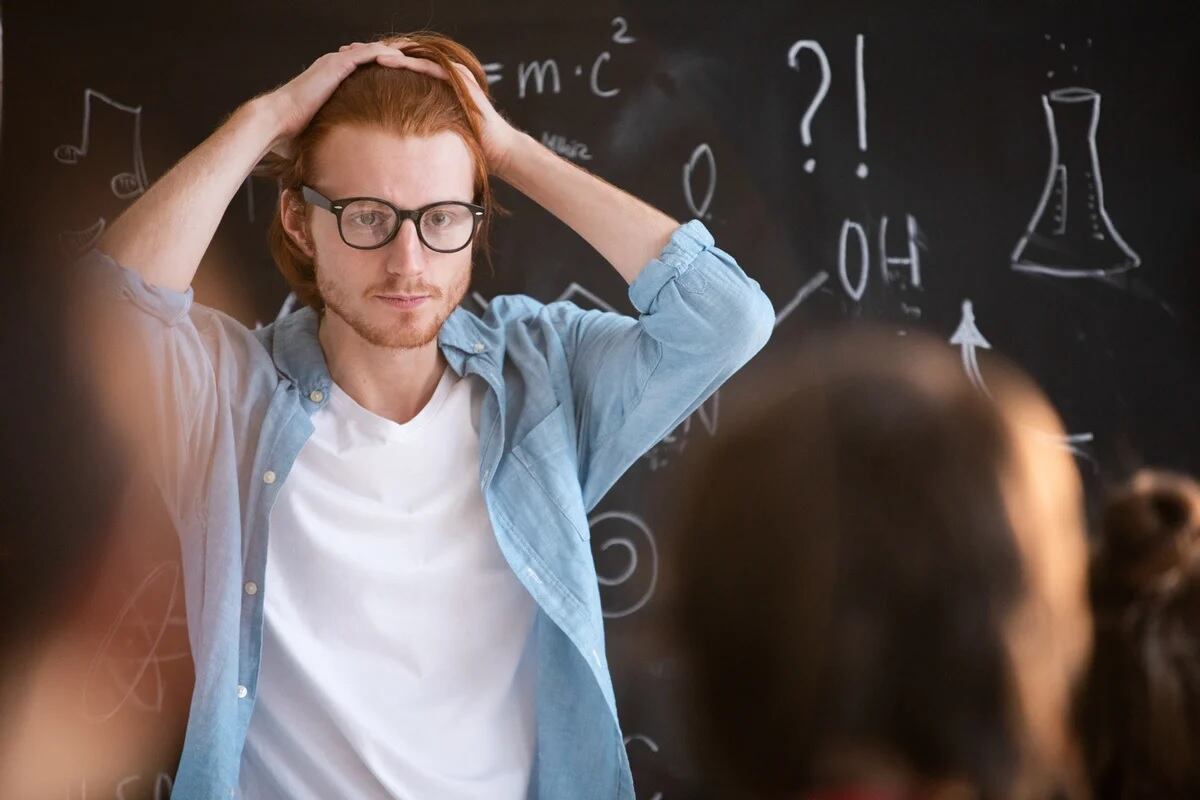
1079,469,1200,800
0,253,153,797
0,260,130,668
0,248,193,796
263,32,496,350
666,327,1091,800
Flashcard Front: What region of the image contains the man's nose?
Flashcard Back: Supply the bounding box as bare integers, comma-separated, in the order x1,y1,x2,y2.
383,218,426,276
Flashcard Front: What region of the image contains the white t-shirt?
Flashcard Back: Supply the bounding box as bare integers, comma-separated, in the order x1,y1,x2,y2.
237,367,538,800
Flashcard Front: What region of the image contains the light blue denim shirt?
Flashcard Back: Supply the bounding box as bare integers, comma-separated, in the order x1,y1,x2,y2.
81,220,774,799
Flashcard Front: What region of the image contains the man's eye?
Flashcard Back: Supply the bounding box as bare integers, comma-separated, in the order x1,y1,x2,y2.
353,212,381,226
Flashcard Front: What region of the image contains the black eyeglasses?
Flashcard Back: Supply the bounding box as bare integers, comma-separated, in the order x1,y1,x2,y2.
300,185,484,253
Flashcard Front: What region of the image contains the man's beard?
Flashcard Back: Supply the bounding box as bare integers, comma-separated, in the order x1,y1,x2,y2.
316,259,470,350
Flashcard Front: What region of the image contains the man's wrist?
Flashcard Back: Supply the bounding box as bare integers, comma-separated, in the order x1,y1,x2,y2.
493,129,539,185
236,95,287,154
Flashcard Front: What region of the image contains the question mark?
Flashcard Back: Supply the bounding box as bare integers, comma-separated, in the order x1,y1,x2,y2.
787,40,831,174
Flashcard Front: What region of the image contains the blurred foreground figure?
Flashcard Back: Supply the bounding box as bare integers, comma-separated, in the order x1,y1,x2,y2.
1080,469,1200,800
667,328,1092,800
0,256,189,798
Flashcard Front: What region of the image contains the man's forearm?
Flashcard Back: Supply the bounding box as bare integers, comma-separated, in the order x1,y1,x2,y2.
97,99,281,294
496,131,680,285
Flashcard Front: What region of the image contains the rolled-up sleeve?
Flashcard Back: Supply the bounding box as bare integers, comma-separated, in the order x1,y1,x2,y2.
628,219,774,360
80,248,195,325
77,248,216,525
544,220,775,509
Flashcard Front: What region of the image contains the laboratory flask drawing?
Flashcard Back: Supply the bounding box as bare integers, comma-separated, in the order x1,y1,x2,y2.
1011,87,1140,278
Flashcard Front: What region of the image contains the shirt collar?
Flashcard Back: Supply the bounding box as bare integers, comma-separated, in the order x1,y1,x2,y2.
269,304,495,393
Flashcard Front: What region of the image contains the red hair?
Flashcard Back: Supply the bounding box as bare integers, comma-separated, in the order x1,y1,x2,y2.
259,32,497,312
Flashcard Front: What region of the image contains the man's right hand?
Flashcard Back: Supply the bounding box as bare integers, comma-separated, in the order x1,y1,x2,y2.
259,41,412,158
95,40,412,295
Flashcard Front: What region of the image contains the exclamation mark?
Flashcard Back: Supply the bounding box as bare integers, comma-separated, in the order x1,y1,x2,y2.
855,34,869,179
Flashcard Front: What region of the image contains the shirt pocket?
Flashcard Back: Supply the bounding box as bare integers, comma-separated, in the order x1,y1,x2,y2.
512,403,590,542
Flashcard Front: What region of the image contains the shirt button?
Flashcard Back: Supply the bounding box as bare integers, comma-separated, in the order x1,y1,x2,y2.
309,389,324,403
244,581,258,596
236,684,248,699
262,470,276,485
473,341,485,353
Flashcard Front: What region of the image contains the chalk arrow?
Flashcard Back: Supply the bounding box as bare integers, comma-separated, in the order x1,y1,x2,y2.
950,299,992,398
949,298,1095,459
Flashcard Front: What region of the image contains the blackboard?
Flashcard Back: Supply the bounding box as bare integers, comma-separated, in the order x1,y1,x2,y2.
3,1,1198,797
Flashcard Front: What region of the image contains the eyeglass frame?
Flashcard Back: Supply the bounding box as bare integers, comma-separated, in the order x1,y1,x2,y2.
299,184,485,253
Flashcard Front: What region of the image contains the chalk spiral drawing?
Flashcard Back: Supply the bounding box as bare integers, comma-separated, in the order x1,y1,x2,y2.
593,510,659,619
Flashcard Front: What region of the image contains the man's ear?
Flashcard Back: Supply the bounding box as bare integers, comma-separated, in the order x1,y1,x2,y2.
279,188,315,258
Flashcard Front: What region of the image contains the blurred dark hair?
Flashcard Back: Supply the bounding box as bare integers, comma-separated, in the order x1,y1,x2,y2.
666,326,1070,800
1079,469,1200,799
0,255,130,666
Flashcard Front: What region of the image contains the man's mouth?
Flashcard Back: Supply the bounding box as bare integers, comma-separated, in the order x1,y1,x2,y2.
376,293,431,309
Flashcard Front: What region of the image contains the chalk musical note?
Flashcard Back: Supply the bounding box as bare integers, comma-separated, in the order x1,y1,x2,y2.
593,511,659,619
55,88,150,200
58,217,107,256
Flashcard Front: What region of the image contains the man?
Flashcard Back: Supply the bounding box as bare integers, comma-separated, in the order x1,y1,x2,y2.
84,32,774,799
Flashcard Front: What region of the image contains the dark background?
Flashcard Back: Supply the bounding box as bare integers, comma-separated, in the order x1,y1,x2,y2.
2,1,1197,797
